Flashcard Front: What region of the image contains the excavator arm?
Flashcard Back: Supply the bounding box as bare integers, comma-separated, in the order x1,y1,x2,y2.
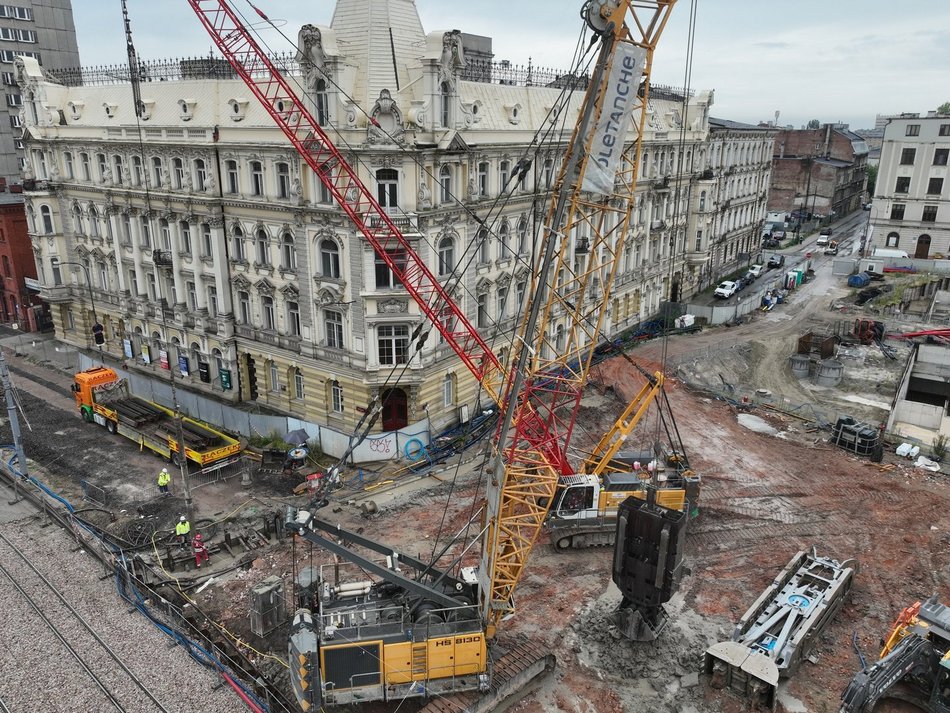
838,634,938,713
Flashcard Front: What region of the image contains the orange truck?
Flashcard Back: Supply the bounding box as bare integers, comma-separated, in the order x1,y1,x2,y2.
72,367,241,467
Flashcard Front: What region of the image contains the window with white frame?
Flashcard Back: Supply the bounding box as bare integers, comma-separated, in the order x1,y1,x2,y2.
477,227,490,263
499,221,511,258
496,285,508,319
159,219,171,250
275,162,290,199
477,161,489,196
439,82,450,127
517,217,528,254
172,158,185,188
96,153,107,181
207,286,218,316
269,361,280,392
439,164,452,203
374,248,406,289
314,78,330,125
261,295,275,330
438,235,454,276
63,152,74,179
320,239,340,277
238,290,250,323
232,225,245,261
294,369,304,400
256,229,269,265
281,232,296,269
201,223,213,257
40,205,53,234
151,157,163,188
499,160,510,192
476,292,488,328
286,301,300,336
378,324,409,365
376,168,398,209
325,310,343,348
194,158,207,191
131,156,142,186
112,155,123,185
179,221,191,253
140,216,151,248
225,159,239,193
250,161,264,196
88,206,100,238
330,380,343,412
443,373,455,407
186,281,197,311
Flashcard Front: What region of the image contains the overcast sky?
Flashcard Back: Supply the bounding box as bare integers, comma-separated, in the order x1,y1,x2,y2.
72,1,948,130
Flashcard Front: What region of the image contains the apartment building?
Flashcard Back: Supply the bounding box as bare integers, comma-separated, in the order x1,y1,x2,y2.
874,113,950,258
0,0,79,186
18,0,766,440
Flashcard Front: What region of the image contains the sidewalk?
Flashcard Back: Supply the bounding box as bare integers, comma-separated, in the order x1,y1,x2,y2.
0,329,82,375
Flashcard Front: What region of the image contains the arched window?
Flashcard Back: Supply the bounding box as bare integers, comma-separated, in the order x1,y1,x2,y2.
275,162,290,199
88,205,100,238
269,360,280,392
886,231,900,247
131,156,142,186
293,368,304,400
438,236,454,276
250,161,264,196
112,155,123,185
194,158,207,191
261,295,275,330
190,341,202,368
439,164,452,203
443,373,455,407
517,218,528,254
499,221,511,258
499,160,510,191
232,225,245,261
315,78,329,126
256,229,270,265
699,190,706,211
478,227,490,263
281,232,296,269
330,379,343,413
211,347,224,374
40,205,54,234
320,239,340,278
440,81,450,127
26,205,36,233
172,158,185,188
71,205,83,235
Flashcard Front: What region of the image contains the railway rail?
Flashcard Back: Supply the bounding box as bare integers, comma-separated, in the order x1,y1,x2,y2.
0,532,171,713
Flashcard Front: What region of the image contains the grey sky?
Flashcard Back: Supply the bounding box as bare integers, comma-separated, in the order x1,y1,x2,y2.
72,1,948,130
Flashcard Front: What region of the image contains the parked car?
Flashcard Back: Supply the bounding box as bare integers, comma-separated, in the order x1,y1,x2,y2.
767,254,786,269
735,277,749,292
816,228,833,247
863,202,872,211
714,281,738,299
824,241,839,256
749,264,764,279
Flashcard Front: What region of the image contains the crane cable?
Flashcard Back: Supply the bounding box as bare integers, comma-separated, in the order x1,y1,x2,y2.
226,0,599,482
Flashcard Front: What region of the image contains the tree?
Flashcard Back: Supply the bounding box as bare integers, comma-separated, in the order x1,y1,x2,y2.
866,164,878,197
938,101,950,115
806,119,820,129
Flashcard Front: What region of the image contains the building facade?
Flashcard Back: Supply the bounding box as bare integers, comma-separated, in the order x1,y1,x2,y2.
873,113,950,258
0,191,43,328
769,124,868,221
18,0,771,440
0,0,80,186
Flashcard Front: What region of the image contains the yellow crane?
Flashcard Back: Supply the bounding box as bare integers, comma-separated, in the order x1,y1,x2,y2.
188,0,680,708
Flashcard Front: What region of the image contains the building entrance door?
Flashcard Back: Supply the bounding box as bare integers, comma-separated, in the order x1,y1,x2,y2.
380,388,408,431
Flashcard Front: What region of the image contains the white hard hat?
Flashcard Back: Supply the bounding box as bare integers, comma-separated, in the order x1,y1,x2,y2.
179,516,186,522
161,468,168,473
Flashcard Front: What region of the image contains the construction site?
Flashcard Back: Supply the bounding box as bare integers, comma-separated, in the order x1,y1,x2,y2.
0,1,948,713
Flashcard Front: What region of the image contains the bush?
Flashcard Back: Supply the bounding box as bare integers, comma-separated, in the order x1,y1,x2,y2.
932,434,948,461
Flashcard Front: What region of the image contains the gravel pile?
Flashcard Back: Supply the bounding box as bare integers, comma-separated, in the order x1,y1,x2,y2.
0,517,250,712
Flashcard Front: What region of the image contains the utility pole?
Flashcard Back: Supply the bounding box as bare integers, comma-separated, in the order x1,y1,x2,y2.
0,351,27,504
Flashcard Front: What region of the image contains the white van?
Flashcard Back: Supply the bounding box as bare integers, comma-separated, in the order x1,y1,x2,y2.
872,248,910,259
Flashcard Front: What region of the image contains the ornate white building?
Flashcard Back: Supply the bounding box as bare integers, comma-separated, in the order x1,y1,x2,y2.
18,0,772,437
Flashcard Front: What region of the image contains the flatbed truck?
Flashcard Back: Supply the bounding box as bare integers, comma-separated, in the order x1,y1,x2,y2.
72,367,241,467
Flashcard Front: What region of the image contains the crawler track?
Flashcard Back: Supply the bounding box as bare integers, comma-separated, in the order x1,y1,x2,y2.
0,533,170,713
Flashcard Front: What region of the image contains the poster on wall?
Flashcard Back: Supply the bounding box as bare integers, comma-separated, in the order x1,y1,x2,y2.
178,355,189,377
142,345,151,364
159,349,170,370
219,368,232,391
123,339,133,358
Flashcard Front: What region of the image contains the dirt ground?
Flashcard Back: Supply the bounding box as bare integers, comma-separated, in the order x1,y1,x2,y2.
4,239,948,712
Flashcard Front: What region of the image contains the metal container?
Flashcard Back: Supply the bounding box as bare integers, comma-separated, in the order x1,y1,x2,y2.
788,353,811,379
815,358,843,386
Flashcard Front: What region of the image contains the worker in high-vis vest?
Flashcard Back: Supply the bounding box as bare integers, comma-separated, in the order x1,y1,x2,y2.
175,515,191,548
157,468,171,495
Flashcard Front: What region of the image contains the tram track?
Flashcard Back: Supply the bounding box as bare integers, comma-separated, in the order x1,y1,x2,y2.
0,532,171,713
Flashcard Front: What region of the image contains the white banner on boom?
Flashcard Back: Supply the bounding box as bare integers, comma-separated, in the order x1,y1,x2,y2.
581,43,647,195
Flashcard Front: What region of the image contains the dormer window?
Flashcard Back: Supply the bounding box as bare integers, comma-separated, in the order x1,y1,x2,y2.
177,98,197,121
67,100,84,121
228,98,249,122
103,102,117,118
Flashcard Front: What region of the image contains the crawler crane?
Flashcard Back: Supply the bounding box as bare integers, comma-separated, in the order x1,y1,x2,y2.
188,0,681,708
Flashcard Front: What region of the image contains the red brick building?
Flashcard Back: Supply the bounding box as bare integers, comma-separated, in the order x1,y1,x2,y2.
0,193,47,331
768,124,869,220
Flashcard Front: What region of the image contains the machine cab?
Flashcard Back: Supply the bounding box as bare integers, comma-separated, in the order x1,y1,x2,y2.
550,474,600,520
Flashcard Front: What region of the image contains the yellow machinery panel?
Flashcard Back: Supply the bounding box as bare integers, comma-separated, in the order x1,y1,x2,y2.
599,488,686,513
383,641,413,685
381,633,486,685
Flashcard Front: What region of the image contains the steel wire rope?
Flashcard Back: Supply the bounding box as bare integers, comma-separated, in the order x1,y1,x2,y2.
229,0,599,480
652,0,698,451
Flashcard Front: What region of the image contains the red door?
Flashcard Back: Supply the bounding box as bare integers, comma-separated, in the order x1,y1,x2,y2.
380,388,408,431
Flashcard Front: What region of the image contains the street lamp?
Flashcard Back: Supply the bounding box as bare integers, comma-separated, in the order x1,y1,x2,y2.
60,260,104,364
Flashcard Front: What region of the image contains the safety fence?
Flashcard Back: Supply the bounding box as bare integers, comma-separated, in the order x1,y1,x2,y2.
79,478,111,506
188,455,254,491
0,448,297,713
